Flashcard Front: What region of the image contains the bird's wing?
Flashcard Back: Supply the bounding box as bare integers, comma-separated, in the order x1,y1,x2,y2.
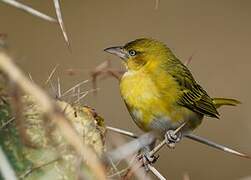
168,61,219,118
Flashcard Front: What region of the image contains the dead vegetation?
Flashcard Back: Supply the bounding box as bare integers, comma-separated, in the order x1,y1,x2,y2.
0,1,250,180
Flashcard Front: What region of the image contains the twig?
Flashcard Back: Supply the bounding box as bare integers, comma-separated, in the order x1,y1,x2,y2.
148,164,166,180
106,125,250,159
0,146,18,180
185,134,250,159
1,0,56,22
0,53,106,180
53,0,71,49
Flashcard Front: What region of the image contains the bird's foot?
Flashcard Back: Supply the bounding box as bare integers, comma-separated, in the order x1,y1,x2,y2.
138,152,159,171
165,130,182,148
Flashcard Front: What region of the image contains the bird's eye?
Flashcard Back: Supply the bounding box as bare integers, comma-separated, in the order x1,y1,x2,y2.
129,50,137,56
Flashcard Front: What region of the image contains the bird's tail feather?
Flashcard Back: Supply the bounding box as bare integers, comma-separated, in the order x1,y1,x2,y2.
212,98,241,109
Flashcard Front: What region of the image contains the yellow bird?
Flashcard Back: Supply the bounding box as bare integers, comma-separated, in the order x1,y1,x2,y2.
104,38,240,143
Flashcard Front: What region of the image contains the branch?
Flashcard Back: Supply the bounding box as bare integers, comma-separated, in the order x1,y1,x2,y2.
106,126,250,159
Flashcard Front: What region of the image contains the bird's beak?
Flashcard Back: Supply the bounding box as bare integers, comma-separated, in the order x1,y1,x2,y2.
104,46,129,60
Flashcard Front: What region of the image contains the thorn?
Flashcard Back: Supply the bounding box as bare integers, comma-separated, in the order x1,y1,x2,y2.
106,126,138,139
44,64,59,86
57,77,61,98
53,0,71,50
2,0,56,22
61,80,89,97
185,134,250,159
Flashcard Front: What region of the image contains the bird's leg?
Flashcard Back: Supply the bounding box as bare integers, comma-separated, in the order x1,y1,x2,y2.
137,139,159,171
165,130,182,148
165,122,187,148
140,152,159,171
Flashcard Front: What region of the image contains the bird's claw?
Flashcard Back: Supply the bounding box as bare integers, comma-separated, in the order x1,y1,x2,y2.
138,153,159,171
165,130,182,148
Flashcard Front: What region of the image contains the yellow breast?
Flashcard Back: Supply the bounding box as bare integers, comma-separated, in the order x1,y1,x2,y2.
120,68,183,131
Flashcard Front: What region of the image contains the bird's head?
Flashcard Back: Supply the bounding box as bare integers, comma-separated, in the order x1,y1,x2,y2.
104,38,175,71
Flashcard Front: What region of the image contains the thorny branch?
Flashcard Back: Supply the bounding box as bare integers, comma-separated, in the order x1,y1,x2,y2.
0,53,106,180
117,122,186,180
107,126,250,159
106,122,250,179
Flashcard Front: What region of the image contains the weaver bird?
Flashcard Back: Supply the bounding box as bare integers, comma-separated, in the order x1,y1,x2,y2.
104,38,240,145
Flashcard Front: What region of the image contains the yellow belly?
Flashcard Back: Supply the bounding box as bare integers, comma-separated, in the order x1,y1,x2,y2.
120,70,202,136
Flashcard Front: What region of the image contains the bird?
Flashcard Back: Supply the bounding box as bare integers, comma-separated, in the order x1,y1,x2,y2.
104,38,240,144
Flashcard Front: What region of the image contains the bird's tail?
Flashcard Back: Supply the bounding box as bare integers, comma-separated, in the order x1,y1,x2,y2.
212,98,241,109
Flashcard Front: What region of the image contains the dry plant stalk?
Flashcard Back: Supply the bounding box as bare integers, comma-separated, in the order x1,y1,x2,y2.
0,53,106,180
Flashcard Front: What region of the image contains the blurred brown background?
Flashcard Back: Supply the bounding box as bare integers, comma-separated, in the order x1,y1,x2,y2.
1,0,251,179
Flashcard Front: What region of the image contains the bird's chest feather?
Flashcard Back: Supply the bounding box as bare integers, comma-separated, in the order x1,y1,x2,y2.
120,70,182,131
